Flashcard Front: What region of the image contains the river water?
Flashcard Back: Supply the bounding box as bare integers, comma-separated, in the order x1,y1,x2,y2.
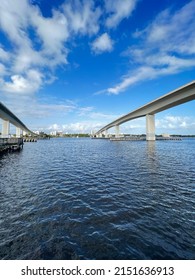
0,138,194,260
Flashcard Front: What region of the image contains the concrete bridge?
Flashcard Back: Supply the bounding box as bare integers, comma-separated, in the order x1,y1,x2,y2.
0,102,34,138
94,81,195,140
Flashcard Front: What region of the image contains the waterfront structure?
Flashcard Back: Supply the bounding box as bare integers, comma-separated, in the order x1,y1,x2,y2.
94,81,195,141
0,102,36,152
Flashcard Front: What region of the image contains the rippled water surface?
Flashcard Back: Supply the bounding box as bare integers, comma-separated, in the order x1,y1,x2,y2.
0,138,195,259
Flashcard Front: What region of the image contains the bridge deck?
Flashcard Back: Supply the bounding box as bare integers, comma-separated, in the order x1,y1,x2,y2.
0,102,34,135
96,81,195,135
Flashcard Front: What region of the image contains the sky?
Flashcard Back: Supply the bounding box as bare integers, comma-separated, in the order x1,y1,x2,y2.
0,0,195,135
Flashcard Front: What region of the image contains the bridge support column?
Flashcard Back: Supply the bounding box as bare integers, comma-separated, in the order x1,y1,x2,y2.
104,129,108,138
16,127,22,138
115,125,120,138
96,133,102,138
146,114,155,141
2,120,10,138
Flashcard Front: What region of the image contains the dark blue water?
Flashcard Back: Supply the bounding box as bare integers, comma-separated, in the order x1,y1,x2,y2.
0,138,195,260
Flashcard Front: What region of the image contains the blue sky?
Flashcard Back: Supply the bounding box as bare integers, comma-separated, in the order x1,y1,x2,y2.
0,0,195,134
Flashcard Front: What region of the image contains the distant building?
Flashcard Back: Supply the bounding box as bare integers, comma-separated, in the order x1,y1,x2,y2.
57,131,63,137
50,131,63,136
50,131,57,136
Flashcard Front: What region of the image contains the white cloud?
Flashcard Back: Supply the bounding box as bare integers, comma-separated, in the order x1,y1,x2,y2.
146,2,195,54
48,124,61,131
156,115,195,130
62,122,103,133
91,33,114,54
77,105,119,121
0,0,30,46
89,112,118,120
0,0,70,94
3,69,43,94
39,103,75,117
47,106,119,133
78,106,94,116
30,7,69,64
108,66,156,94
0,0,104,98
122,118,145,129
0,47,10,62
105,0,137,28
1,96,77,127
106,0,195,94
47,121,103,133
0,63,6,76
62,0,101,35
13,49,41,73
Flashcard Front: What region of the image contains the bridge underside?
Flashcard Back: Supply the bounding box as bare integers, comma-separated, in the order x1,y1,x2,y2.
0,102,34,138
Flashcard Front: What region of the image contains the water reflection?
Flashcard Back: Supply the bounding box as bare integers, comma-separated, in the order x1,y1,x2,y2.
146,141,156,159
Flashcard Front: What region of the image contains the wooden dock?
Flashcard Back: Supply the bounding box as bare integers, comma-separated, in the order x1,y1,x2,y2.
156,136,182,140
110,136,182,141
23,137,37,142
0,138,24,154
110,136,145,141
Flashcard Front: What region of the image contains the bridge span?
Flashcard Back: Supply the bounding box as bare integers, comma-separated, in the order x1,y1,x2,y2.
0,102,34,138
95,81,195,140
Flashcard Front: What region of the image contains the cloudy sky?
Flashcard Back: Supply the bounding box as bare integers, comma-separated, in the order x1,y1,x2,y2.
0,0,195,134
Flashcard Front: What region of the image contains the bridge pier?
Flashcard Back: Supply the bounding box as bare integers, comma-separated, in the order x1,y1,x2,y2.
96,133,102,138
104,129,108,137
1,120,10,138
16,127,23,138
115,125,120,138
146,114,155,141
